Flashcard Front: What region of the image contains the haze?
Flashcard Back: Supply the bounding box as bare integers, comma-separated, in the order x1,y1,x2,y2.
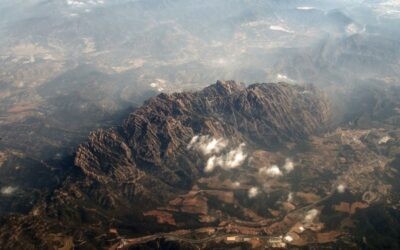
0,1,400,249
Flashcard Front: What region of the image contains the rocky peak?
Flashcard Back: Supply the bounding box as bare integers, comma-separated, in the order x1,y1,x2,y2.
211,80,243,95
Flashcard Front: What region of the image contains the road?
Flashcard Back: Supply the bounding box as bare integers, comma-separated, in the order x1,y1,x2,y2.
114,232,276,249
112,191,337,249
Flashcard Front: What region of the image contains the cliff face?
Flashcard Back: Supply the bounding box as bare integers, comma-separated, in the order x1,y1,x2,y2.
74,80,329,207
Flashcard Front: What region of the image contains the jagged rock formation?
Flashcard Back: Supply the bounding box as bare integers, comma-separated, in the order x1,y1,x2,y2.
75,80,329,206
0,80,329,249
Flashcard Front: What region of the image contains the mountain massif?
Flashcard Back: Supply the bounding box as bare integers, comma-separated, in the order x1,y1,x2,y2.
0,81,330,249
2,80,400,249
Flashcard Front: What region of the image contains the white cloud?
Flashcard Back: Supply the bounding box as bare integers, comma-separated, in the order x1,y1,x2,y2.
270,25,294,34
287,192,294,202
203,143,247,172
149,79,167,92
337,184,346,193
233,181,241,187
1,186,18,195
67,0,85,7
66,0,105,11
283,159,295,173
188,135,199,146
259,165,283,177
201,138,227,155
187,135,228,155
248,187,259,198
284,235,293,242
188,136,247,172
304,209,319,223
296,6,315,10
276,74,296,83
346,23,365,35
205,156,217,172
66,0,105,7
221,143,247,169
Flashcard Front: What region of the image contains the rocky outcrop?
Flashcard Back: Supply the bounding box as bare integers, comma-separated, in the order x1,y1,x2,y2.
74,80,329,207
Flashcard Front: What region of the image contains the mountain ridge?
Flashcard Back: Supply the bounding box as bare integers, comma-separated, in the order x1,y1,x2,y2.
0,80,330,249
75,80,329,205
